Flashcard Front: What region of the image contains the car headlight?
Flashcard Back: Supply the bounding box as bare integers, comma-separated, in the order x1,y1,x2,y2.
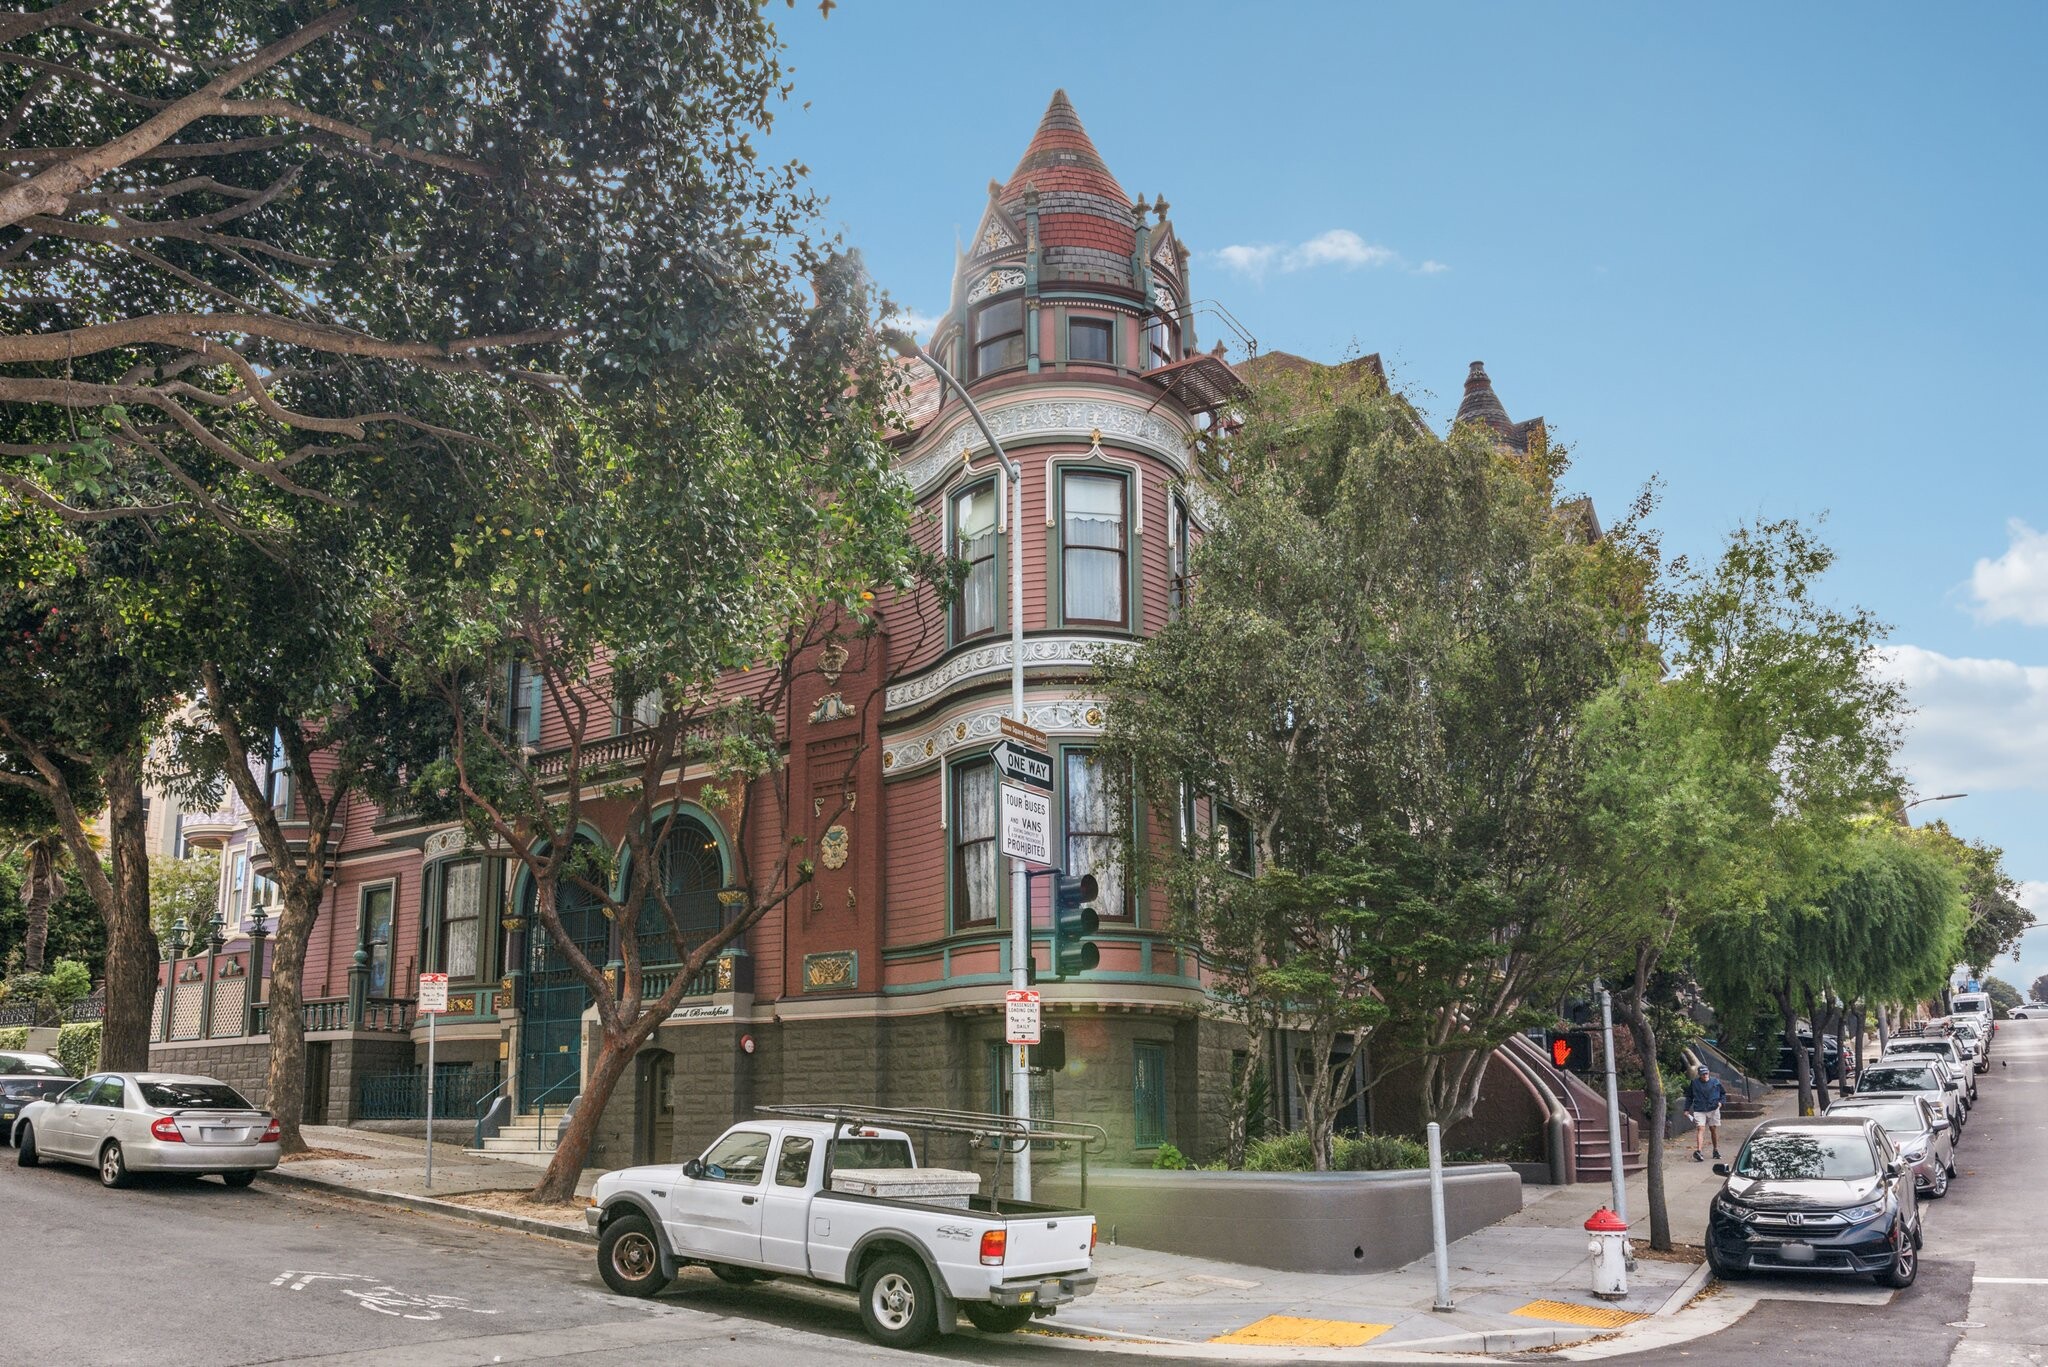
1839,1201,1884,1223
1900,1145,1927,1161
1713,1194,1752,1221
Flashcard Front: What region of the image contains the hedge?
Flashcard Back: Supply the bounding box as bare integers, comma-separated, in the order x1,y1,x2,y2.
56,1021,100,1076
0,1027,27,1051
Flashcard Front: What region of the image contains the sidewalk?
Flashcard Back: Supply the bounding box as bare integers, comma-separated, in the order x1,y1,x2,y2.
260,1124,601,1244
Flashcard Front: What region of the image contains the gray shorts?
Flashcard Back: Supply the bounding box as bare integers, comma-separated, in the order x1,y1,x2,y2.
1687,1108,1722,1128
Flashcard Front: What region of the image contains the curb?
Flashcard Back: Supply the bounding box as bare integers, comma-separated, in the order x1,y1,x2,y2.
258,1168,596,1246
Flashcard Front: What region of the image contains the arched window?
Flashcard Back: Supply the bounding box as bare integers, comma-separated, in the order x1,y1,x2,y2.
636,815,726,965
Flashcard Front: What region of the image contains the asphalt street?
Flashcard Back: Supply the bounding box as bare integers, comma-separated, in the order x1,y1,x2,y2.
1,1023,2041,1366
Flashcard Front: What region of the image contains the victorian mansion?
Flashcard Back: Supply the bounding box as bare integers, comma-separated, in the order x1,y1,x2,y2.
148,91,1567,1172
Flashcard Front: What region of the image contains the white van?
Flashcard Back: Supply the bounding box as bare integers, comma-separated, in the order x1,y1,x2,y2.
1950,991,1992,1019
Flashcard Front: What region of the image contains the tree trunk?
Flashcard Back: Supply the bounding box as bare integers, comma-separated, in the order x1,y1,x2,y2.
1618,954,1671,1251
96,754,157,1072
532,1020,643,1203
1876,1004,1890,1052
20,838,58,974
1225,1019,1264,1169
1774,983,1812,1116
264,880,321,1155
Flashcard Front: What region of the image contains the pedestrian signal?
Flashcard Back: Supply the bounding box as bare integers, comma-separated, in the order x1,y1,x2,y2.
1546,1029,1594,1073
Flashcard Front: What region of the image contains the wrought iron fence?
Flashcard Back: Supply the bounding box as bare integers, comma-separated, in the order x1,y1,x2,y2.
0,990,105,1027
355,1062,504,1120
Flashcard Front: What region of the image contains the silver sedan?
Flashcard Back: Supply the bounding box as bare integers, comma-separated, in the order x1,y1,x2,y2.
12,1071,280,1187
1825,1092,1958,1197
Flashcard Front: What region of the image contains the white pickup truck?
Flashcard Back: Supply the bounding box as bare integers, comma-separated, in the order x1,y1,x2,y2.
584,1109,1099,1347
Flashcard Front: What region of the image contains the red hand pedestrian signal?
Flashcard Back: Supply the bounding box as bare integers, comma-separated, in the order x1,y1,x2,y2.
1545,1029,1594,1073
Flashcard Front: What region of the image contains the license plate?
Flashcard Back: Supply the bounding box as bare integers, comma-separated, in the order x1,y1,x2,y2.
203,1128,236,1142
1778,1241,1816,1263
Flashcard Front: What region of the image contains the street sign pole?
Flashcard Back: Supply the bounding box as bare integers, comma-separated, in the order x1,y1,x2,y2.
1008,458,1032,1202
418,972,449,1190
425,1010,436,1189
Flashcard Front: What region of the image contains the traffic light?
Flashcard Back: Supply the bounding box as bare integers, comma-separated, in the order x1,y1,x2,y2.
1546,1029,1594,1073
1051,870,1100,978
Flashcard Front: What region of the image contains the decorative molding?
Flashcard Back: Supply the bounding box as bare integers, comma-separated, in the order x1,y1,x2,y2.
808,691,856,725
883,697,1109,776
885,634,1117,714
447,994,476,1016
421,827,505,862
802,950,858,992
977,216,1016,253
967,268,1025,304
898,396,1190,496
818,825,850,870
1046,441,1144,532
817,641,849,685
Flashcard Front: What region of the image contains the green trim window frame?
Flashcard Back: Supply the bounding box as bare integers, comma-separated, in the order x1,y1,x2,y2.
1168,493,1193,620
1063,747,1131,921
614,684,661,735
951,479,1000,641
264,728,294,817
431,856,485,980
1060,469,1129,628
1134,1041,1168,1148
952,757,1000,928
508,659,541,745
1068,315,1114,365
1144,313,1176,371
359,882,395,997
972,294,1027,378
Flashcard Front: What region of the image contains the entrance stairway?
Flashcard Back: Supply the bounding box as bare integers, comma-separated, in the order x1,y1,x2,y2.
471,1110,561,1160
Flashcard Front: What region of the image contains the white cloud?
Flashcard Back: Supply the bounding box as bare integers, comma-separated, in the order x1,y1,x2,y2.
2019,880,2048,916
1415,259,1449,275
1207,229,1424,280
1970,520,2048,626
1879,645,2048,794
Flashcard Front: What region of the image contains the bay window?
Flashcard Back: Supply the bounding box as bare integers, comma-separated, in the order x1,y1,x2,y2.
1061,471,1127,626
953,481,998,639
435,858,482,979
1064,749,1129,919
1069,316,1113,364
972,295,1026,377
952,760,998,926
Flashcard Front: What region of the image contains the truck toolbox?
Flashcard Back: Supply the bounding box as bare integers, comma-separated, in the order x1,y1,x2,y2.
829,1167,981,1208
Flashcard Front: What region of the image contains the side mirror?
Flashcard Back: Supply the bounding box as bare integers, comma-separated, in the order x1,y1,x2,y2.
680,1158,705,1180
1886,1161,1904,1178
1931,1118,1950,1132
1712,1163,1731,1176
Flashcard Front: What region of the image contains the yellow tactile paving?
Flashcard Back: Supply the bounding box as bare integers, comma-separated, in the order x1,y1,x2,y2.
1210,1315,1394,1347
1509,1298,1647,1329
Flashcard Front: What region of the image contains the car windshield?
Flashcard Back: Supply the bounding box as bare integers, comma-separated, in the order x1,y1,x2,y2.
1860,1065,1938,1092
138,1081,251,1110
1736,1131,1878,1181
1830,1101,1923,1133
0,1056,69,1076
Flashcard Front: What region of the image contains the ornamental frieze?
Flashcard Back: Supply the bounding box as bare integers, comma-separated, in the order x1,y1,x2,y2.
884,635,1117,715
898,396,1190,495
881,698,1109,776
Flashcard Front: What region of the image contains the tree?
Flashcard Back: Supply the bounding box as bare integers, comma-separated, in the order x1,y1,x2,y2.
2,0,834,526
1098,366,1647,1164
0,846,105,981
398,252,928,1203
2031,974,2048,1006
148,850,221,946
1983,976,2021,1018
1905,822,2030,976
1584,519,1904,1249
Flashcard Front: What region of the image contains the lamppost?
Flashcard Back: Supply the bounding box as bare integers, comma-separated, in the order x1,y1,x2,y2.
1899,792,1967,817
883,329,1035,1199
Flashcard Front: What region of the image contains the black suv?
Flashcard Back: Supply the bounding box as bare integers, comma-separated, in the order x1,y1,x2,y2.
1706,1116,1922,1287
0,1051,74,1145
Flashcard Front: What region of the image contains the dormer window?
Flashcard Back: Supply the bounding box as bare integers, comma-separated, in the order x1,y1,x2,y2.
1069,316,1114,365
972,295,1026,377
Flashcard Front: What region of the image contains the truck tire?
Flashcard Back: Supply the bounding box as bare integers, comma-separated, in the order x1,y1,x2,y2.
858,1252,938,1349
963,1303,1035,1334
598,1213,669,1297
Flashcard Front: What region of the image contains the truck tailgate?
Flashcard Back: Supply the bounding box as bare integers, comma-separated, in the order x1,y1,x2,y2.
1001,1213,1093,1276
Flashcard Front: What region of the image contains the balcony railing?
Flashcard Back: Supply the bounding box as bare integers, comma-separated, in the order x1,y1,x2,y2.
249,996,415,1036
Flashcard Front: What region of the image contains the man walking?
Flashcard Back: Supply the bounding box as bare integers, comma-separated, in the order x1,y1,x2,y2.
1684,1064,1728,1161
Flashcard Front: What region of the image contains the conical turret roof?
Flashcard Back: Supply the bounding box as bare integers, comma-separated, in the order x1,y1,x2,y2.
997,90,1139,286
1454,361,1545,453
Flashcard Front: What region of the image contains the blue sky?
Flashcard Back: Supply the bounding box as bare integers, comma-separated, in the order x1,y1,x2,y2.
769,2,2048,999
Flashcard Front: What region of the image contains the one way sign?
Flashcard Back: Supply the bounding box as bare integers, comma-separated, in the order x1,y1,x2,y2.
992,738,1053,792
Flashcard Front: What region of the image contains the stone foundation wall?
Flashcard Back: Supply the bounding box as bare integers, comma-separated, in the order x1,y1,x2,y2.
146,1034,417,1123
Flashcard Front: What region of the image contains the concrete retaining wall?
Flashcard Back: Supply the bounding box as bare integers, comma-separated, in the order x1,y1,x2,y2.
1038,1163,1523,1274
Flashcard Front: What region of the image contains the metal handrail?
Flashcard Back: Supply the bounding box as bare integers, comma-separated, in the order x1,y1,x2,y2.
530,1071,579,1152
472,1075,511,1148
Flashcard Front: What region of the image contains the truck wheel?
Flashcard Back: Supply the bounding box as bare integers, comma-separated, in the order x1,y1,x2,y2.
859,1252,938,1349
964,1303,1035,1334
598,1214,668,1297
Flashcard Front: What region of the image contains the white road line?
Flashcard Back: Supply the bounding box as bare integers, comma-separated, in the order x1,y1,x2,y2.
1973,1276,2048,1285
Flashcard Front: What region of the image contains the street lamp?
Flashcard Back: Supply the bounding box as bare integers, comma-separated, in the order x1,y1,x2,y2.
166,916,190,961
1901,793,1967,812
882,327,1036,1199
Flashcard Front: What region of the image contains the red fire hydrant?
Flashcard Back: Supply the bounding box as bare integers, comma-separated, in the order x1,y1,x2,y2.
1585,1206,1630,1300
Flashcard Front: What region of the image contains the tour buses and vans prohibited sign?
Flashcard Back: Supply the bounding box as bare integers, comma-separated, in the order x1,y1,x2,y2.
995,722,1055,865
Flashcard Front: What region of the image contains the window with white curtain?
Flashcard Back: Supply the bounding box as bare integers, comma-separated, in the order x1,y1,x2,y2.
437,858,482,979
953,482,998,639
1062,471,1127,626
952,760,998,925
1064,749,1128,919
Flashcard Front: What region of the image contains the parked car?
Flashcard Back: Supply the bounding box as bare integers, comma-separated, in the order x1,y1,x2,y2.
0,1052,74,1147
1949,990,1992,1021
1825,1093,1957,1198
1883,1039,1976,1102
2011,1003,2046,1020
586,1107,1098,1348
1856,1059,1964,1133
1707,1116,1922,1286
1950,1017,1992,1069
13,1072,280,1187
1770,1033,1844,1085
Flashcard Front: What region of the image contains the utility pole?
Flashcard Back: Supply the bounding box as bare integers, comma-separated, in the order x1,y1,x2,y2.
1596,978,1626,1224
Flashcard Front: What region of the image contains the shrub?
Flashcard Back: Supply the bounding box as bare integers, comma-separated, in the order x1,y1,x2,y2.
56,1021,100,1076
1151,1142,1191,1170
1242,1129,1431,1172
0,1027,27,1050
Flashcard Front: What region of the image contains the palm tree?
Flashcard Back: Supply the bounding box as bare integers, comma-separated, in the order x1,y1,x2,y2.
14,832,67,975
